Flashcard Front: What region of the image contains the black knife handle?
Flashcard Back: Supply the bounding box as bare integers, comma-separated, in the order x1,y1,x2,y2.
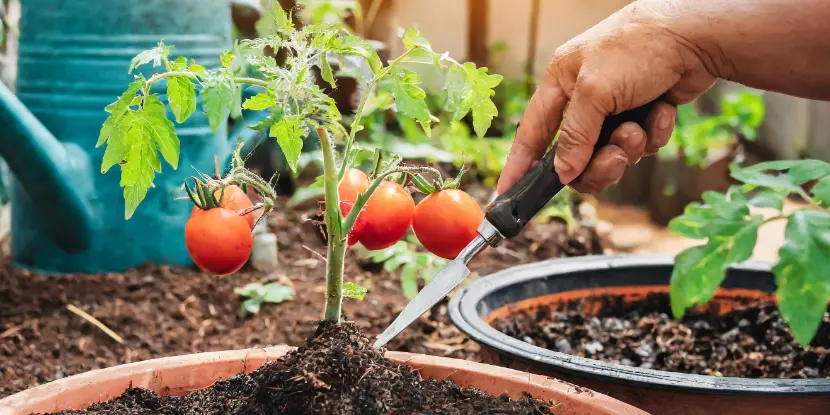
485,100,658,238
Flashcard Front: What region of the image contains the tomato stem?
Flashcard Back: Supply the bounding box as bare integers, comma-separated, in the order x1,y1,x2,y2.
319,128,346,322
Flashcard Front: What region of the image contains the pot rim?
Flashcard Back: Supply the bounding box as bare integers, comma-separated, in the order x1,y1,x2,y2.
0,346,648,415
449,253,830,395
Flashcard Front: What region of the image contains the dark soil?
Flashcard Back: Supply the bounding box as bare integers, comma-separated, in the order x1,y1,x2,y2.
1,189,605,398
493,292,830,378
48,322,555,415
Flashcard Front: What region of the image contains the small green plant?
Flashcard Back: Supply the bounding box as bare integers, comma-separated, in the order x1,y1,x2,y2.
235,282,295,316
535,187,581,234
98,3,502,322
669,159,830,345
359,236,448,299
660,90,765,167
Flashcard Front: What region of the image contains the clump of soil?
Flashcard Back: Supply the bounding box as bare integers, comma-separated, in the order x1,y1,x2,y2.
492,293,830,378
50,322,554,415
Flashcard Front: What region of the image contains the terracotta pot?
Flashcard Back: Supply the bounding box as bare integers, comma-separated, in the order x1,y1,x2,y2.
0,346,647,415
449,255,830,415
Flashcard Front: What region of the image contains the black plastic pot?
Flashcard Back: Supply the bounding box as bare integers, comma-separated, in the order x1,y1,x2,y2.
449,255,830,415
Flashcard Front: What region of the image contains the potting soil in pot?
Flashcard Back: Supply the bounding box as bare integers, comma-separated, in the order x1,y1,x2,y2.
492,292,830,378
48,322,554,415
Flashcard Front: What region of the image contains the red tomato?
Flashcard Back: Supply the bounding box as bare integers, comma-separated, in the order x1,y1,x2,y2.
359,181,415,250
185,207,253,275
339,201,366,246
338,168,370,202
413,189,483,259
191,185,255,229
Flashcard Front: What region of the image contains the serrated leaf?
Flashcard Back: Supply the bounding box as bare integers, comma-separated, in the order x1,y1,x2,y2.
98,78,145,147
472,99,498,138
143,95,180,169
120,118,159,219
319,53,336,88
270,115,305,172
670,216,761,319
189,64,206,75
773,210,830,345
101,111,136,173
172,56,188,71
235,282,265,298
746,159,830,185
221,51,235,69
242,92,277,110
442,65,467,116
812,178,830,206
262,283,295,303
203,84,234,132
333,36,382,74
388,69,430,122
342,282,368,300
129,41,173,74
167,75,196,123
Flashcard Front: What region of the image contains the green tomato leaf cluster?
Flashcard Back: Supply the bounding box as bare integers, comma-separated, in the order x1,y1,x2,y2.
669,160,830,345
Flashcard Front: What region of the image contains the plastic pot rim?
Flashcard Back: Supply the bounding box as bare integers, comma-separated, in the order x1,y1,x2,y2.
449,253,830,395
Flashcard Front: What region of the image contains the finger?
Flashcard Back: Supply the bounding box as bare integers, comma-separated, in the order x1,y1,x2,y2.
608,122,647,166
570,145,628,194
553,77,610,185
497,84,568,194
643,101,678,155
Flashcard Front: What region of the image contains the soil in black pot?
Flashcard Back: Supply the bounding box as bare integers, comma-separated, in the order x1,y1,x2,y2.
48,322,554,415
492,292,830,379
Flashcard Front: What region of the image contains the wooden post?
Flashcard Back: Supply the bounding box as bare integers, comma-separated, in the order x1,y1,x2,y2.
468,0,488,66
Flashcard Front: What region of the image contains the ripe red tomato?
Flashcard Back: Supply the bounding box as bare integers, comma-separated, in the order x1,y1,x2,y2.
191,185,255,229
413,189,483,259
185,207,253,275
338,168,370,202
359,181,415,250
339,201,367,246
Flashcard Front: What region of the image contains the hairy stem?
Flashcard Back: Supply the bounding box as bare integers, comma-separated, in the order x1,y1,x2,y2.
142,72,269,98
319,128,345,322
338,47,418,179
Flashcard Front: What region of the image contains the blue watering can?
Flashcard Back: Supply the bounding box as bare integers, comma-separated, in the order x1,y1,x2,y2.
0,0,279,274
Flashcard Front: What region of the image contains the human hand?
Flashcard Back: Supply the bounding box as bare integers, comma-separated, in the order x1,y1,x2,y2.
497,0,718,194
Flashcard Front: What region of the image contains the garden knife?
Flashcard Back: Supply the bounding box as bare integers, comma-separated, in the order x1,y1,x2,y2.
373,101,657,349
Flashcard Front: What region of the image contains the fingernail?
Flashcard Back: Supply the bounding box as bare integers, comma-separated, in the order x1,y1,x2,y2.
553,154,574,183
657,111,673,130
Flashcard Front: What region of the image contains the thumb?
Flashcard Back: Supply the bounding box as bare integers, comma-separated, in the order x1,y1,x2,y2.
553,80,609,185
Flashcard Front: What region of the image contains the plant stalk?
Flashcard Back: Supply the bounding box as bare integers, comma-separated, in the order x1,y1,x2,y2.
318,128,345,322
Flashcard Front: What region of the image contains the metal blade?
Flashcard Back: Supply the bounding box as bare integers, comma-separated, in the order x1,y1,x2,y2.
373,235,487,349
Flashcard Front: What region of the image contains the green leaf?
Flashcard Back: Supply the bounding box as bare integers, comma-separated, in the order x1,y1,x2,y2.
242,92,277,110
388,69,430,122
171,56,188,71
270,115,305,172
120,118,159,220
472,99,498,138
101,111,136,173
442,63,502,137
98,78,145,147
812,178,830,206
235,282,265,298
401,27,431,51
442,65,466,116
401,265,419,299
262,283,295,303
319,53,336,88
240,298,262,316
669,216,761,319
167,76,196,123
332,35,382,74
221,51,235,69
129,41,173,74
342,282,368,300
189,64,207,75
748,189,786,210
730,163,801,193
746,159,830,184
143,95,180,169
773,210,830,345
203,83,234,132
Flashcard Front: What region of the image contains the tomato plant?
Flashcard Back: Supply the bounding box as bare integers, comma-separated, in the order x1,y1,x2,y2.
97,3,502,322
413,189,482,259
669,159,830,346
186,207,253,275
